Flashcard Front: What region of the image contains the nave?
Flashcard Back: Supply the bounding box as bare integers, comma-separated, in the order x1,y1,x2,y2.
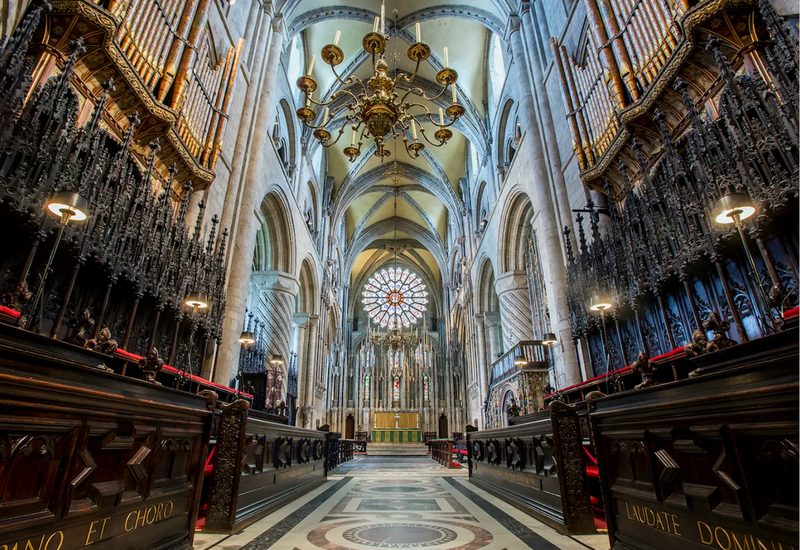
195,457,608,550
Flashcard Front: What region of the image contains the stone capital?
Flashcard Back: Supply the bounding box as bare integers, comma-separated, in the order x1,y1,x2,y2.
308,314,320,327
293,312,310,327
495,270,529,295
504,14,522,41
250,270,300,296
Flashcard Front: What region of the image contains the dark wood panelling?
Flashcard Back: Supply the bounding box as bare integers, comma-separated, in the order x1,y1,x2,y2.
0,325,215,550
590,327,799,550
202,406,329,534
467,402,596,535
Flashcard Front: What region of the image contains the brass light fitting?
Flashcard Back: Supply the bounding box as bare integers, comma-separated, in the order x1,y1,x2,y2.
296,3,463,161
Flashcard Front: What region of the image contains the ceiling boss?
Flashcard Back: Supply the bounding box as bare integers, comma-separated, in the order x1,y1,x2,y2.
295,0,464,161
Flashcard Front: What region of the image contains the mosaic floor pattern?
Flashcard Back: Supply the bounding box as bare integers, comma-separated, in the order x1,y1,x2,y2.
194,457,609,550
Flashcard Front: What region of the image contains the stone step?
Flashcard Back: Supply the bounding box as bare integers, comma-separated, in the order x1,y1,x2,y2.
366,443,430,456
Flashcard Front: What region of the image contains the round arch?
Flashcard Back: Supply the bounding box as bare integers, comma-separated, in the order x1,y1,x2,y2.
297,256,319,315
499,190,534,273
253,190,296,273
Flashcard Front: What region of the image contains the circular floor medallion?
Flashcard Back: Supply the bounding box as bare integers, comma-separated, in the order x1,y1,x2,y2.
342,523,458,548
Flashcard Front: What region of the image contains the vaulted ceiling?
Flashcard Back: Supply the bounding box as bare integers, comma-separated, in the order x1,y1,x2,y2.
282,0,512,314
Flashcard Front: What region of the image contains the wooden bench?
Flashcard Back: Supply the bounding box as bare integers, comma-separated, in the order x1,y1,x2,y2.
202,404,327,533
467,401,596,535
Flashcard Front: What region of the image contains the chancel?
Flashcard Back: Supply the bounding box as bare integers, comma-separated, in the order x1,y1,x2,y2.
0,1,796,550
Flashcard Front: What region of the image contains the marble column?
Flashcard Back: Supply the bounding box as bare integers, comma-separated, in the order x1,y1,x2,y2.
495,271,535,348
215,17,285,385
506,15,582,386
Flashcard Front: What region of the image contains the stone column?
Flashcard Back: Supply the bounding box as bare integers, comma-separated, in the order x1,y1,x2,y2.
303,315,320,425
495,270,534,348
520,2,576,256
215,17,285,385
485,312,502,363
474,314,488,415
292,312,309,412
506,15,582,386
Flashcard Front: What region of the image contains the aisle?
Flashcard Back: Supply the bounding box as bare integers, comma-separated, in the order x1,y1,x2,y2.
194,457,609,550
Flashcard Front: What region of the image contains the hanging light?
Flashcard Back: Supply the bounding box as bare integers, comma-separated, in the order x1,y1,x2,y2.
295,0,463,161
238,331,255,345
514,353,528,366
271,353,285,365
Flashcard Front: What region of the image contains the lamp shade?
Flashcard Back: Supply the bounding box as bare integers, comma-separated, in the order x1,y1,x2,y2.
514,353,527,366
185,291,210,309
589,293,613,312
270,353,285,365
713,192,755,224
238,331,255,345
542,332,558,346
47,191,89,222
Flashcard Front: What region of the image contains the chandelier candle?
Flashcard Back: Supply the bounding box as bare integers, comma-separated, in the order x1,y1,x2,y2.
295,0,463,161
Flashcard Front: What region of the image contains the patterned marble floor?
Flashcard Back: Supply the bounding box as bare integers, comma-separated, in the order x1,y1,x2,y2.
195,457,609,550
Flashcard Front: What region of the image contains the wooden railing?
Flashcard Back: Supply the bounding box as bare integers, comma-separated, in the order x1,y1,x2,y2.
203,406,327,533
429,439,454,468
467,402,596,535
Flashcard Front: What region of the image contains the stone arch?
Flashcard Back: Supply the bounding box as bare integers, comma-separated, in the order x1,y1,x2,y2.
303,180,318,232
496,98,516,172
499,190,534,273
276,98,297,170
477,258,500,314
253,190,296,273
474,181,491,231
297,257,319,315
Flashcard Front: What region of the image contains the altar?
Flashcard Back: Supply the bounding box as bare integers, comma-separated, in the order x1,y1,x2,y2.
371,428,423,443
371,412,422,443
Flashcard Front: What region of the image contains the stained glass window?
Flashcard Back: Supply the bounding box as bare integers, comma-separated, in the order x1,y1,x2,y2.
362,268,428,328
393,379,400,401
364,375,370,400
423,375,429,401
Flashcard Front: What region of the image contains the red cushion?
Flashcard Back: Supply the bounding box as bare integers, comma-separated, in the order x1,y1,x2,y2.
0,305,21,318
586,465,599,478
784,306,799,320
590,496,599,504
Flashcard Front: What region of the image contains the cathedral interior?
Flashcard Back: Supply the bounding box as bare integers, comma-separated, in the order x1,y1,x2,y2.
0,0,797,549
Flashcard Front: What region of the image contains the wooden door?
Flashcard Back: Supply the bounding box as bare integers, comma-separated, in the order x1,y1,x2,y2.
345,413,355,439
438,414,448,438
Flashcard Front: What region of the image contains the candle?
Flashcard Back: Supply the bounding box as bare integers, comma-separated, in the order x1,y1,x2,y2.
452,85,457,104
373,16,379,33
439,107,445,126
351,128,356,146
306,54,315,76
334,30,341,46
415,22,421,43
381,1,385,35
444,47,449,68
411,120,417,140
323,107,329,125
306,95,311,108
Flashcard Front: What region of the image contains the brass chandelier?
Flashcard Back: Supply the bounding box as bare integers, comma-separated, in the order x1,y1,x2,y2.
295,0,464,161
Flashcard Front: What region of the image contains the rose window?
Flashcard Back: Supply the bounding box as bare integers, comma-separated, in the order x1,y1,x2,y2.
362,268,428,328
